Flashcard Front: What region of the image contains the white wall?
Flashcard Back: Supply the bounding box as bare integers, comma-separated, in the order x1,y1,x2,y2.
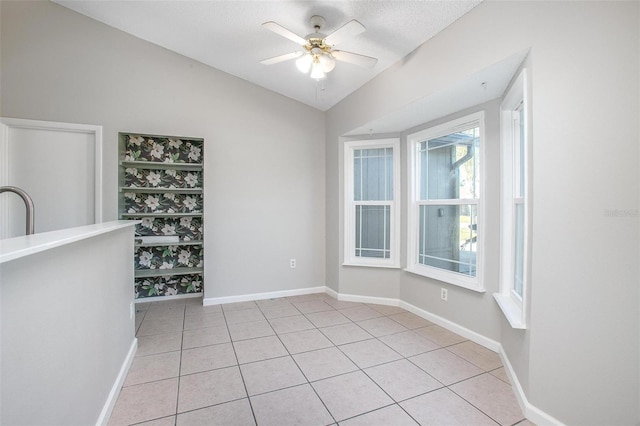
0,119,102,238
1,225,136,425
0,0,326,299
326,1,639,424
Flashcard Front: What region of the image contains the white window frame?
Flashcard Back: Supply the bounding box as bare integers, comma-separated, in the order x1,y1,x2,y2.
494,69,529,329
343,138,401,268
406,112,485,292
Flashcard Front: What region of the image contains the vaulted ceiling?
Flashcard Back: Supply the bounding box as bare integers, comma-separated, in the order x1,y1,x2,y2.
53,1,482,111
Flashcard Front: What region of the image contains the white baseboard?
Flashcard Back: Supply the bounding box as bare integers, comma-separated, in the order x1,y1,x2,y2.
325,286,339,300
498,347,565,426
96,338,137,426
398,300,500,352
334,291,401,307
526,403,565,426
203,286,326,306
135,292,201,304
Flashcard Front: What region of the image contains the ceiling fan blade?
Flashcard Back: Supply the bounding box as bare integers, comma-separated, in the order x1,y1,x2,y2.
260,51,303,65
332,50,378,68
262,21,307,46
324,20,366,46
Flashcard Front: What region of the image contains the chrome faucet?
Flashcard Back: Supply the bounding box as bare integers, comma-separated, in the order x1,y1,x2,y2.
0,186,35,235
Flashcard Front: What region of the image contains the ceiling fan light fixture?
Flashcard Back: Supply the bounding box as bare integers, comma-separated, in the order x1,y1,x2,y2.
261,15,377,82
295,53,313,73
318,52,336,73
310,59,326,80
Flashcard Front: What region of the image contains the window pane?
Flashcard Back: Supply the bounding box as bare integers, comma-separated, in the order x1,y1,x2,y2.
418,204,477,276
419,127,480,200
513,203,525,297
354,148,393,201
516,106,525,197
355,205,390,258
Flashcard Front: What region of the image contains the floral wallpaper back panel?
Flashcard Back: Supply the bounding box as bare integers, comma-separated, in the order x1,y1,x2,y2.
124,135,203,163
121,133,204,299
134,217,203,241
124,192,203,214
135,245,203,270
124,168,203,188
136,274,202,298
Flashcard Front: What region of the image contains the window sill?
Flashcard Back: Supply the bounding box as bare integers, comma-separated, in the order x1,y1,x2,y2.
493,293,527,329
343,261,401,269
404,266,484,293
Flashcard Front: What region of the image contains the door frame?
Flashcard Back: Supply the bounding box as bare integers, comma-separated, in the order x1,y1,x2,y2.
0,117,103,238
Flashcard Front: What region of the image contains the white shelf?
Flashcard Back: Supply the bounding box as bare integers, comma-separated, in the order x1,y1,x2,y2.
121,160,202,171
121,213,202,218
135,240,203,248
120,187,202,194
135,267,203,278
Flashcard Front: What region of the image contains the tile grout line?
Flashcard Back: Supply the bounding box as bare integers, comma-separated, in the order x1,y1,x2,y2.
290,300,415,424
334,402,402,425
309,303,487,425
340,311,506,426
172,302,188,425
221,303,260,426
447,382,505,426
257,299,339,425
127,301,184,426
312,300,444,425
329,320,433,424
446,370,526,426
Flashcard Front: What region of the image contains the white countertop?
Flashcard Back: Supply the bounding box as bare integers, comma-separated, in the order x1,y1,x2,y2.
0,220,140,264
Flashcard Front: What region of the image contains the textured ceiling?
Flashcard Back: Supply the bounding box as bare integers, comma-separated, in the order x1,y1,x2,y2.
53,0,482,111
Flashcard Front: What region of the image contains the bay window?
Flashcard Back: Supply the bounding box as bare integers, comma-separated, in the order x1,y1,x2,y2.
407,112,485,291
495,69,529,328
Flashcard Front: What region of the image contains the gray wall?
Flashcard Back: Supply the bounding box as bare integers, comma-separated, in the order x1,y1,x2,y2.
326,1,639,424
400,100,502,343
0,0,326,299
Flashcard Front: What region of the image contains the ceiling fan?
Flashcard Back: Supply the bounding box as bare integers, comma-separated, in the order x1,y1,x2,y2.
260,15,378,80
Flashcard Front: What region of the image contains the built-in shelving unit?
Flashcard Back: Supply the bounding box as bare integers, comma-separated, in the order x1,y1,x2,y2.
118,132,204,300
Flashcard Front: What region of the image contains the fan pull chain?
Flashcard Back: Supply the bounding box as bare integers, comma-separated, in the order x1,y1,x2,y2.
315,80,326,101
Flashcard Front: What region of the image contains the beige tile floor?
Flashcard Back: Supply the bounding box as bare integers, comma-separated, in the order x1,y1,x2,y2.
109,293,534,426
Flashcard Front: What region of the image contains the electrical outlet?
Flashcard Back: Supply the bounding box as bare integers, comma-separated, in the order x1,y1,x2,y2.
290,259,296,269
441,288,448,301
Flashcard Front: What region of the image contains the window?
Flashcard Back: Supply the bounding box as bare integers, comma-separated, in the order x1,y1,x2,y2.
494,69,529,329
344,139,400,268
407,112,484,291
